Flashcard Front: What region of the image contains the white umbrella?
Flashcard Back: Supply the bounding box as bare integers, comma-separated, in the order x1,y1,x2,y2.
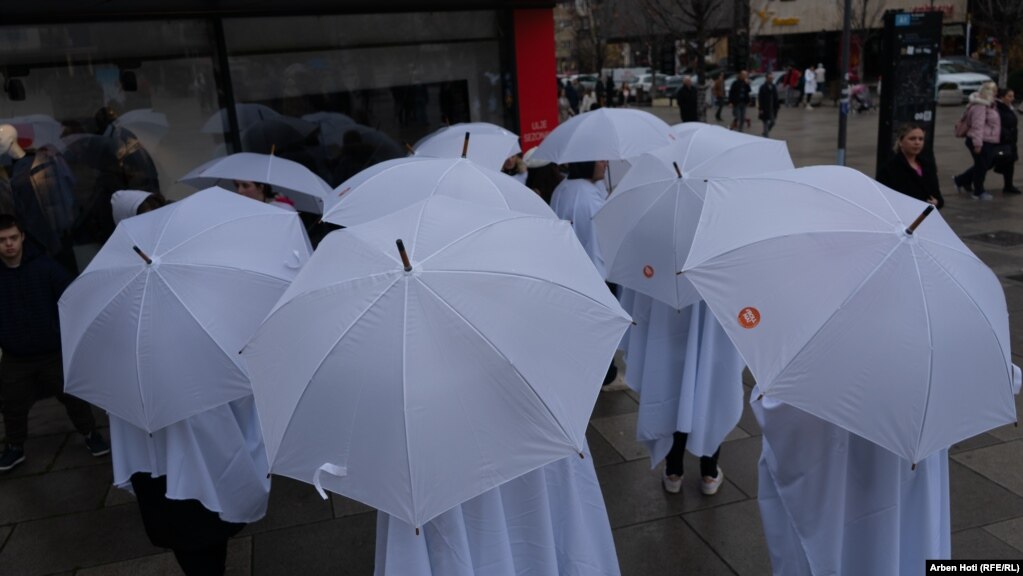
60,187,312,433
180,152,331,214
1,114,64,149
532,108,675,163
680,165,1017,463
242,196,632,529
202,103,280,134
114,108,169,150
412,122,521,171
594,125,793,308
322,156,554,226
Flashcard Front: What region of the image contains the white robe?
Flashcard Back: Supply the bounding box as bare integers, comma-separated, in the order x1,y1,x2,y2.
752,387,951,576
109,395,271,524
550,178,607,278
374,451,620,576
622,291,744,464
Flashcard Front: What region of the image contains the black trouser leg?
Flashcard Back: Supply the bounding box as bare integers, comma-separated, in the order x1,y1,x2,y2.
173,544,229,576
665,431,720,477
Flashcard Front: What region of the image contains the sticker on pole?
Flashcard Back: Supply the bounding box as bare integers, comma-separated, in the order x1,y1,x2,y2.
738,307,761,329
643,265,655,278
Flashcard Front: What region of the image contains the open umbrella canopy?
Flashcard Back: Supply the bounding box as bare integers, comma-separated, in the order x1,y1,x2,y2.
0,114,64,150
180,152,331,214
322,156,554,226
114,108,169,150
594,125,793,308
412,122,521,171
60,187,312,433
680,165,1016,463
532,108,675,163
242,196,631,529
201,103,280,134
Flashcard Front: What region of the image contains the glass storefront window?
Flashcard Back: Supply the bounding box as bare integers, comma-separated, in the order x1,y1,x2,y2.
0,20,222,270
223,12,507,186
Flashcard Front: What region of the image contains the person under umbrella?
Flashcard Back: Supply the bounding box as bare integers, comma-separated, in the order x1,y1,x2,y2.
233,179,297,212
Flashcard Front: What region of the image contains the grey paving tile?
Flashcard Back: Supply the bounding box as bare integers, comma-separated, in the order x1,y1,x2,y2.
591,388,640,419
684,499,770,576
0,465,111,524
953,528,1023,560
590,412,647,462
1003,283,1023,312
51,426,111,472
331,494,374,519
0,525,11,550
105,484,135,508
952,440,1023,497
950,432,1002,455
988,392,1023,442
0,433,64,479
612,516,735,576
587,424,626,468
984,517,1023,554
252,514,376,576
718,435,762,499
0,504,161,575
75,535,252,576
241,475,334,536
949,460,1023,532
596,457,744,529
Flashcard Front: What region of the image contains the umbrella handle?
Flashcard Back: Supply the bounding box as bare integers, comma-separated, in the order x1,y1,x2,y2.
396,239,412,271
132,245,152,265
905,205,935,235
461,131,470,158
673,162,682,178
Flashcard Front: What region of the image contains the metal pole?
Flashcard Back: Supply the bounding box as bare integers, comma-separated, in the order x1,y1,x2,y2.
837,0,851,166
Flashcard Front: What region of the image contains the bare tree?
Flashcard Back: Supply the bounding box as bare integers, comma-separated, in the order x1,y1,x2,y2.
636,0,726,81
973,0,1023,88
570,0,619,74
834,0,887,79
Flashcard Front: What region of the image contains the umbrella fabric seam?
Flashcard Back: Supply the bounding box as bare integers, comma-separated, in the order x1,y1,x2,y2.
134,270,153,426
154,212,299,258
684,229,895,270
909,241,937,465
400,277,418,526
761,239,903,396
157,261,299,284
745,175,899,225
411,215,541,269
422,269,628,318
270,274,402,471
414,276,577,450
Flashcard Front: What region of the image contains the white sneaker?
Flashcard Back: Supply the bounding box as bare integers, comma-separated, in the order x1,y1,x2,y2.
601,374,630,392
805,104,814,110
701,467,724,495
662,473,683,494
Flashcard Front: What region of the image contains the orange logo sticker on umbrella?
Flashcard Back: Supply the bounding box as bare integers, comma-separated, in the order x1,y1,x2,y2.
643,265,655,278
738,307,761,329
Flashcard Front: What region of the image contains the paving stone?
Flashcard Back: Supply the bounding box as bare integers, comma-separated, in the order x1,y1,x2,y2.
684,499,771,576
596,457,744,529
950,432,1002,455
0,525,11,551
51,426,112,471
718,435,762,499
252,514,376,576
105,484,136,507
590,412,647,462
952,440,1023,497
948,460,1023,532
0,433,65,479
953,527,1023,559
0,504,161,575
0,465,111,524
242,475,334,536
331,494,374,519
1003,283,1023,312
612,516,735,576
984,517,1023,554
591,387,640,419
75,535,252,576
587,424,625,468
988,392,1023,442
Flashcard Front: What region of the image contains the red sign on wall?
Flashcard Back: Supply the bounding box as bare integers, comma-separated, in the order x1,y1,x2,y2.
513,9,559,152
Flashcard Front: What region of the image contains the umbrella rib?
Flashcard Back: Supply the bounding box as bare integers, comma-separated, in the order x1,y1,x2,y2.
156,213,298,259
157,261,299,284
684,140,789,175
909,242,936,464
750,174,898,224
414,215,537,268
400,275,417,525
413,277,577,447
765,237,905,394
134,270,154,427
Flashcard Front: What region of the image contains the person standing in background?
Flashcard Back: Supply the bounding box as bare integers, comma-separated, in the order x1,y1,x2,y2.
993,87,1021,195
758,72,780,137
803,64,817,109
676,76,700,123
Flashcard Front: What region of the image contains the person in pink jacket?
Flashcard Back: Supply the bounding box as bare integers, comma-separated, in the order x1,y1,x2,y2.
953,81,1001,200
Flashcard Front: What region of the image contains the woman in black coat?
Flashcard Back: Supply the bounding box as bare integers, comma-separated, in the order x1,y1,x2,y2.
994,87,1021,195
877,123,944,209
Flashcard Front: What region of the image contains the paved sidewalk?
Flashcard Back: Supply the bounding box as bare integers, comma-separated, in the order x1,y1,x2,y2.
2,101,1022,575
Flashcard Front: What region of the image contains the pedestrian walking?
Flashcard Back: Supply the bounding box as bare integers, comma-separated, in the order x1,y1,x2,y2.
728,70,751,132
604,75,616,108
0,214,109,472
815,62,826,98
786,66,801,107
676,76,699,123
757,72,780,137
993,87,1021,195
803,64,817,108
712,72,726,121
953,81,1001,200
877,123,944,208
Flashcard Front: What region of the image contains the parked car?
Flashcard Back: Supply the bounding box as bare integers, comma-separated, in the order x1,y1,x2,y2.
936,60,992,103
571,74,600,92
940,56,998,84
633,73,670,102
